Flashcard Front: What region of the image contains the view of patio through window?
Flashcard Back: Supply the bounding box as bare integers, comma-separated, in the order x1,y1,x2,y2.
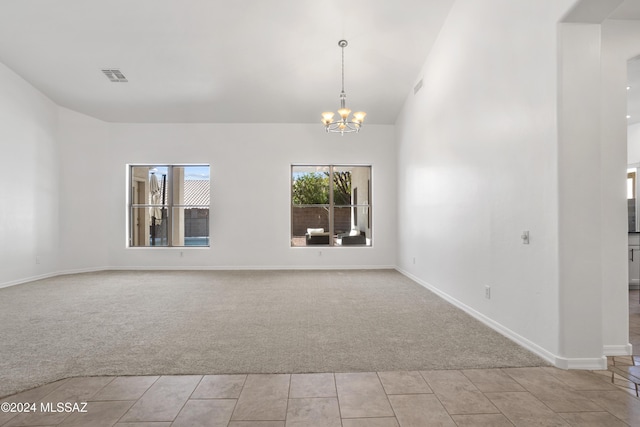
129,165,210,247
291,165,371,247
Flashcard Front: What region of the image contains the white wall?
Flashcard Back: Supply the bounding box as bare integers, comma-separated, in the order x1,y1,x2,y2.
0,63,60,287
628,122,640,164
396,0,574,364
104,123,397,269
57,107,110,272
0,66,396,286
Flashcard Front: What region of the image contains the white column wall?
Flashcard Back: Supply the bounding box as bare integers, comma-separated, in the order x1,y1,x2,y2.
396,0,574,363
557,23,604,366
0,63,60,287
600,19,640,356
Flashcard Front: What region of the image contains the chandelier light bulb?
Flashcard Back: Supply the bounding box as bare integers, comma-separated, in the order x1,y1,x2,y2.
322,112,335,125
338,108,351,120
353,111,366,121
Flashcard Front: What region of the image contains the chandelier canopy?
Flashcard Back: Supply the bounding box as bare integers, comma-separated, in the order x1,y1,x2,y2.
321,40,366,135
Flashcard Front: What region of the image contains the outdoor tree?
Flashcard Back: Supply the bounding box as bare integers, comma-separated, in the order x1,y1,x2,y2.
292,173,329,204
292,172,351,205
332,171,351,205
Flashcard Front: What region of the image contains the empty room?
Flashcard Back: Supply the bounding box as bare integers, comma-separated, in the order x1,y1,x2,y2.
2,0,640,426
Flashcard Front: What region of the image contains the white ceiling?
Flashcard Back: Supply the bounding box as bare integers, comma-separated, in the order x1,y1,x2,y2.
610,0,640,20
0,0,455,124
3,1,640,126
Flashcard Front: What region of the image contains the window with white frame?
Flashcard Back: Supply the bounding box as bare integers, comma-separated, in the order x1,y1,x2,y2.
291,165,371,247
129,165,210,247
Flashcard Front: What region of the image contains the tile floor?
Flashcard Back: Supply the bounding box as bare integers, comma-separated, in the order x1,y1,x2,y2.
0,291,639,427
1,368,639,427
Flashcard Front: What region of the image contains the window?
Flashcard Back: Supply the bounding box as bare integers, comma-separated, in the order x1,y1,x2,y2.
291,165,371,247
129,165,210,247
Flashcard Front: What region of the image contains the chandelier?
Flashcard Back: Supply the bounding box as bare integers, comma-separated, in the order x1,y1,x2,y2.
321,40,366,134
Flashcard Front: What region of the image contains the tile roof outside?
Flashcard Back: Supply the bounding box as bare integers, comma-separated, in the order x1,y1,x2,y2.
184,179,210,206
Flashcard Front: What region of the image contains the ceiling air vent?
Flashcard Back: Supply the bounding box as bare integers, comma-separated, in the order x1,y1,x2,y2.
101,69,128,82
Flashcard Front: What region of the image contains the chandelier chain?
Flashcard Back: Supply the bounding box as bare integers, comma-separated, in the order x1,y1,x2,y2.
341,44,345,93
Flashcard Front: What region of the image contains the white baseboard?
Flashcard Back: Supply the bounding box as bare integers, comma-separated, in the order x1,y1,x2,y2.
396,268,609,370
0,267,110,289
0,272,59,289
554,356,608,370
0,265,396,288
108,264,396,271
603,344,633,356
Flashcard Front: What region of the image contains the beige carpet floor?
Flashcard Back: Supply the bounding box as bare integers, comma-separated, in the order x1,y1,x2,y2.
0,269,547,397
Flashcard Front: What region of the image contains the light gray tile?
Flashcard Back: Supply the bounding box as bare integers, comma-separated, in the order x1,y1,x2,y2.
558,411,628,426
91,376,159,401
540,368,618,391
115,423,172,427
228,422,285,427
341,418,399,427
289,374,336,398
59,400,134,427
171,399,236,427
286,397,341,427
3,377,114,427
119,375,202,422
3,379,70,404
0,410,16,427
451,413,514,427
579,390,640,424
43,376,115,402
485,391,570,426
611,356,634,366
192,375,246,399
461,369,526,392
335,372,394,418
231,374,290,421
377,371,432,395
420,370,479,391
503,368,603,412
3,410,68,427
388,394,456,427
421,370,498,415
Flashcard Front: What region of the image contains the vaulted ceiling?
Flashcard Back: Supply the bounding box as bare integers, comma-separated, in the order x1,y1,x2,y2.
1,1,640,125
0,0,455,124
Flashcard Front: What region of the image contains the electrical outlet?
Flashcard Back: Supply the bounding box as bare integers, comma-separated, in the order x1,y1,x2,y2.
180,251,184,258
485,285,491,299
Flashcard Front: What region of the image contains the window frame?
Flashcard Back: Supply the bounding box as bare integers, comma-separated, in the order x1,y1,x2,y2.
290,164,372,247
128,164,210,248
